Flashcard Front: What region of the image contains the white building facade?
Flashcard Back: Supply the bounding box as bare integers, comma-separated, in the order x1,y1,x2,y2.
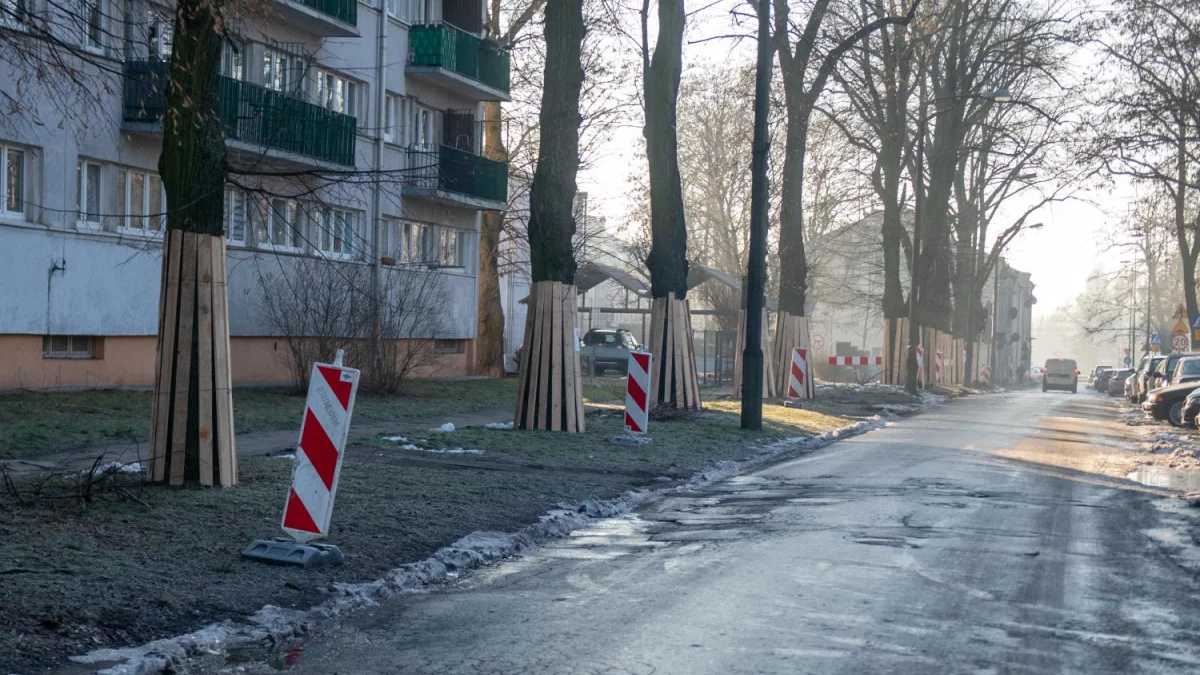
0,0,508,389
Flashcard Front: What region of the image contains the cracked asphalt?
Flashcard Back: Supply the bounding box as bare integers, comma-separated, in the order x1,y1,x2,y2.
232,390,1200,674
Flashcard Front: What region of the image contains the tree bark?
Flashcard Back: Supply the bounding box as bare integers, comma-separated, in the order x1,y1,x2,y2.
475,101,507,376
149,0,236,486
513,0,585,431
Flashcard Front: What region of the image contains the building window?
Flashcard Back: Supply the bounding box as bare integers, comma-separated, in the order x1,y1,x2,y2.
314,69,361,119
147,11,173,58
1,0,31,28
80,0,102,50
315,206,361,258
221,40,244,80
263,48,304,94
268,198,302,250
1,144,24,216
225,187,248,245
434,339,463,354
384,93,400,144
118,169,165,233
43,335,99,359
76,160,102,229
411,104,435,147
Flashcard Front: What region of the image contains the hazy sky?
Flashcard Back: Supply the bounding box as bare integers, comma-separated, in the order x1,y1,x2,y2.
574,1,1125,322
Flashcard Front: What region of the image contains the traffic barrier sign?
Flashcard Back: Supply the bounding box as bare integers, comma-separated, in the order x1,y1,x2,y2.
916,346,925,386
827,356,883,365
980,364,991,385
787,348,808,400
934,350,944,383
281,355,360,543
623,350,652,436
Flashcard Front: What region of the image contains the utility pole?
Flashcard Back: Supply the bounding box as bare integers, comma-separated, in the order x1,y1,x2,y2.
741,0,772,430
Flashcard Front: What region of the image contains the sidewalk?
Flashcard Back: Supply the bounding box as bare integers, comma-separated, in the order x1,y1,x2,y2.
0,407,514,479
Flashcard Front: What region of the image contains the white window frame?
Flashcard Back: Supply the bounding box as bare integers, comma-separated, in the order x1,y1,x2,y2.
314,68,361,119
225,187,248,246
117,168,166,236
76,160,102,231
314,206,362,260
147,11,173,58
221,40,244,81
1,144,25,218
263,47,303,94
80,0,103,52
411,103,435,148
384,93,400,144
266,197,303,253
1,0,32,30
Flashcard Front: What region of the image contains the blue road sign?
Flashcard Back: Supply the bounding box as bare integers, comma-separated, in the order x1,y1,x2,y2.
1124,356,1132,366
1192,315,1200,330
1151,333,1163,345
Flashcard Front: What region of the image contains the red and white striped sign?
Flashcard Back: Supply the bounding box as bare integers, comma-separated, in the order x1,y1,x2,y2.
916,347,925,386
787,348,808,399
624,350,652,436
934,350,944,382
281,358,360,543
980,364,991,386
828,356,883,366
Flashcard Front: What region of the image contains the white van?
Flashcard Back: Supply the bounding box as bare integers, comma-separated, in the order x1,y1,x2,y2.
1043,358,1078,393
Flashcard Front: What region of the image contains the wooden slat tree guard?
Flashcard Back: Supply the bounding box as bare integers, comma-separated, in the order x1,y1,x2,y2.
149,231,237,486
732,309,775,399
513,281,585,432
771,313,815,399
647,297,702,410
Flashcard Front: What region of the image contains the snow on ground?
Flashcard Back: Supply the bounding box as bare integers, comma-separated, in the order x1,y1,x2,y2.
71,406,937,674
82,461,143,475
380,435,483,455
485,422,514,430
430,423,456,432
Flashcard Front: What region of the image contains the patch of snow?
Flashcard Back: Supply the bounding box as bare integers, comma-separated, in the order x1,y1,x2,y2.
430,422,456,432
401,445,483,455
83,461,142,476
274,453,295,460
70,404,934,674
485,422,514,430
382,435,408,442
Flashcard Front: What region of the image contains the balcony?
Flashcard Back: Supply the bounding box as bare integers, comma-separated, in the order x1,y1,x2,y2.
123,60,357,167
272,0,358,37
407,145,508,210
407,23,511,102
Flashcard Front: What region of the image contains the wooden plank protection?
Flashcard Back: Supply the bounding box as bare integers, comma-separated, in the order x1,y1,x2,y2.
151,231,182,482
212,237,236,486
196,235,215,486
169,232,197,486
550,282,563,431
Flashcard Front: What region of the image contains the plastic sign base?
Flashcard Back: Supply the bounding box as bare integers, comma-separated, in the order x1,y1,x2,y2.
609,435,653,447
242,538,345,569
783,400,804,408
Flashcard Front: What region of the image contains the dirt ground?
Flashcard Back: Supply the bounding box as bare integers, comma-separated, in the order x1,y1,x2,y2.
0,383,921,674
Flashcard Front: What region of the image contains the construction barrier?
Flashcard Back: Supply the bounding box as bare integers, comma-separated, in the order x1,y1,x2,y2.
828,356,883,365
934,349,944,384
980,364,991,386
787,348,809,400
624,350,652,435
281,356,360,543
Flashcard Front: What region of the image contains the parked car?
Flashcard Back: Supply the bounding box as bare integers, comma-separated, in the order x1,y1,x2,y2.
1154,352,1200,388
1095,368,1115,393
1132,355,1166,403
1169,356,1200,385
1107,368,1133,397
1089,365,1112,388
1142,380,1200,426
580,328,641,375
1042,358,1079,393
1182,387,1200,426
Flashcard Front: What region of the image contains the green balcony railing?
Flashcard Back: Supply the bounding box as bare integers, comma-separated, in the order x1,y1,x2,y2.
408,144,508,204
291,0,356,26
408,23,511,95
123,60,357,166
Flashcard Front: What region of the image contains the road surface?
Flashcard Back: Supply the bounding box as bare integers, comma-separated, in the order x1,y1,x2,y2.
237,390,1200,674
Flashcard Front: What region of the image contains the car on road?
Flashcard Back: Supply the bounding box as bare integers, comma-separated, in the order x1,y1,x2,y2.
1168,356,1200,385
1107,368,1133,397
1152,351,1200,388
1142,379,1200,426
1131,355,1166,403
580,328,641,375
1089,365,1112,388
1042,358,1079,393
1095,368,1116,393
1182,387,1200,427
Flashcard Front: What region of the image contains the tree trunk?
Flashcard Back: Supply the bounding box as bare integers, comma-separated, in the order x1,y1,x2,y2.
475,101,507,376
513,0,585,431
643,0,700,409
149,0,235,486
776,100,811,317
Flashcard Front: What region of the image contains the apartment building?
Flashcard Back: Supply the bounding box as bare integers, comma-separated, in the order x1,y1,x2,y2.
0,0,509,389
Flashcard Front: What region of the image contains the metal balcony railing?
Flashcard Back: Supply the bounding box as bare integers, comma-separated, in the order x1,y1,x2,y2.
123,59,357,166
290,0,356,25
408,144,508,204
408,22,510,95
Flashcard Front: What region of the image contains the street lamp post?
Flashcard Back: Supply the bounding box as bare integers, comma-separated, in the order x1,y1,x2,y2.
906,88,1013,394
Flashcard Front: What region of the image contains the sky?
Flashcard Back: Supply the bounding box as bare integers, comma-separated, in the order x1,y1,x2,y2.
572,0,1128,323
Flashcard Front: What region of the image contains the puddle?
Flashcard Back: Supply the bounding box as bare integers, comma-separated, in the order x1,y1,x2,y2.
1126,465,1200,491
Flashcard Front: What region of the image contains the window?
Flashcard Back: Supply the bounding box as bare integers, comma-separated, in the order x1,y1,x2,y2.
408,0,432,24
315,206,361,258
263,48,304,94
76,160,101,229
221,40,244,81
1,144,24,216
268,198,302,250
43,335,98,359
314,69,361,118
385,0,398,19
80,0,102,50
1,0,31,28
384,94,400,144
147,11,173,58
434,339,464,354
225,187,248,244
411,104,435,147
118,169,165,233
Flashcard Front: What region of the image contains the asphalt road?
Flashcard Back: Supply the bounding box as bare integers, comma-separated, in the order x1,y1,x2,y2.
238,390,1200,674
